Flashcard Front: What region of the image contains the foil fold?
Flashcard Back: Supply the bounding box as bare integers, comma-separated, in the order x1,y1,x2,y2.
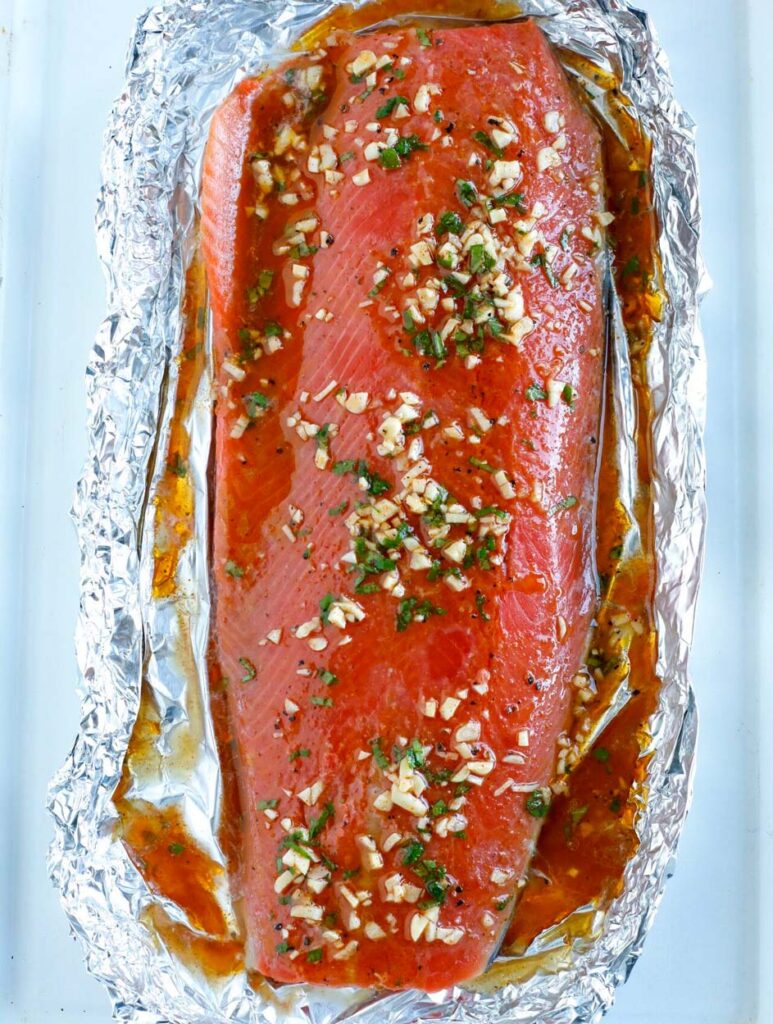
48,1,707,1021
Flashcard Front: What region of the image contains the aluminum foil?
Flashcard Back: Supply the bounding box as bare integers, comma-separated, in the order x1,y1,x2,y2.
47,0,707,1021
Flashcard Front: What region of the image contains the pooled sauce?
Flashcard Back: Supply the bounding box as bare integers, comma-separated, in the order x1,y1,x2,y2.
119,0,664,987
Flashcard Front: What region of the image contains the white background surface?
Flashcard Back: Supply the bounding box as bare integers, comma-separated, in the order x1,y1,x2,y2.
0,0,770,1022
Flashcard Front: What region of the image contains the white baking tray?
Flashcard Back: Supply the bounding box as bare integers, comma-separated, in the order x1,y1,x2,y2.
0,0,770,1021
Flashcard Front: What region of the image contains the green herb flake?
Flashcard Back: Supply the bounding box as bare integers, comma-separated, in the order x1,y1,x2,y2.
561,384,576,410
396,596,446,632
393,67,406,80
244,390,271,418
311,694,333,707
308,801,335,841
168,842,185,856
475,591,490,622
307,949,323,964
168,453,187,478
239,657,256,682
436,210,463,236
316,423,332,451
319,592,337,623
529,251,558,288
225,560,244,578
289,747,311,761
257,798,278,811
621,255,641,279
550,495,578,515
469,455,495,473
328,500,349,517
525,383,547,401
379,147,401,170
317,668,338,686
275,942,292,955
430,800,448,818
472,129,504,158
490,191,527,212
525,789,550,819
402,839,424,865
375,95,409,119
609,544,623,560
592,747,611,763
416,27,432,47
456,179,478,208
370,737,390,770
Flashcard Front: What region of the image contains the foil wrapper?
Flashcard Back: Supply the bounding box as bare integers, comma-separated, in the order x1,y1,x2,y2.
48,0,707,1021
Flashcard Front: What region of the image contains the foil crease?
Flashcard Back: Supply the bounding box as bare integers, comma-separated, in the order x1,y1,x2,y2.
48,0,707,1021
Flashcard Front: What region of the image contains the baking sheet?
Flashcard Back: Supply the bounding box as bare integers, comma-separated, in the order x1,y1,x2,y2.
0,0,769,1022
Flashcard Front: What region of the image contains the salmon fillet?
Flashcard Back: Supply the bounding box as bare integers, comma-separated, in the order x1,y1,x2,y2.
201,19,604,991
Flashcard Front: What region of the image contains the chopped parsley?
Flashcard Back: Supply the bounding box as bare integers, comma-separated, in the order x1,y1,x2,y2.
308,801,335,841
530,251,558,288
430,800,448,817
319,592,337,623
289,747,311,761
469,243,495,275
307,948,323,964
592,747,611,763
375,95,409,119
264,320,283,337
370,737,390,770
525,383,547,401
247,269,274,303
456,179,478,207
396,596,446,631
332,458,390,495
290,242,318,259
239,657,256,682
257,798,278,811
168,842,185,856
168,453,187,478
379,134,428,171
489,191,527,212
413,328,447,363
525,789,550,818
243,390,271,417
436,210,464,236
416,27,432,47
225,560,244,578
402,839,424,865
317,668,338,686
621,255,641,279
311,694,333,707
328,500,348,516
469,455,494,473
475,592,490,621
472,129,504,158
315,423,332,451
562,384,576,409
550,495,578,515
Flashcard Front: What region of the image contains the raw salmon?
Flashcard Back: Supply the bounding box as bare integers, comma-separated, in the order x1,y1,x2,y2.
201,19,605,991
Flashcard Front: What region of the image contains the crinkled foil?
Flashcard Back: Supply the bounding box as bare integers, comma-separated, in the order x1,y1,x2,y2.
47,0,707,1021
